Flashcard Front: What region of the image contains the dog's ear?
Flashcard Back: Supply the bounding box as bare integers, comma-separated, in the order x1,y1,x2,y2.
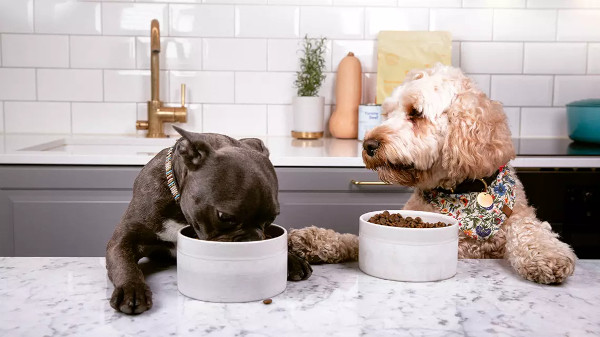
442,89,515,182
239,138,269,157
173,126,214,170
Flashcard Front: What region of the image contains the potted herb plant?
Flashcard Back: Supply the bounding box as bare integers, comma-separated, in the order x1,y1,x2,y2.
292,35,327,139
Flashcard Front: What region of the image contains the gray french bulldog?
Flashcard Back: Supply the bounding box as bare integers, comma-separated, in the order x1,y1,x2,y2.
106,126,312,314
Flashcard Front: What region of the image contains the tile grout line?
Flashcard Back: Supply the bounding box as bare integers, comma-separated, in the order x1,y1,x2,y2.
70,102,73,135
34,69,38,101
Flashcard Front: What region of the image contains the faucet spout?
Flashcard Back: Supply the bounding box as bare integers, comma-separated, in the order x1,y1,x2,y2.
136,19,187,138
150,19,160,102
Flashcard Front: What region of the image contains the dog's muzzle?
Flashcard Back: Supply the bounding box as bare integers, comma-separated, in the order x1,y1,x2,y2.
363,139,380,157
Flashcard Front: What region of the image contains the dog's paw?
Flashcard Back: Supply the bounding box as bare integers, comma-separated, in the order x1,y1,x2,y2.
287,252,312,281
518,250,576,284
110,281,153,314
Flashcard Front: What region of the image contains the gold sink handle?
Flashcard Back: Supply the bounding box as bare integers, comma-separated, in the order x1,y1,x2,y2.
181,83,186,107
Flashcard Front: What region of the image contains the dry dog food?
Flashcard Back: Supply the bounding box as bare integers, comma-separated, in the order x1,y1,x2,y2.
263,299,272,305
368,211,449,228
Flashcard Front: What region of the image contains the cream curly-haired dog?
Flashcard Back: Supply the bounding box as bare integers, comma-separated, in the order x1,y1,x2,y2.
289,64,576,284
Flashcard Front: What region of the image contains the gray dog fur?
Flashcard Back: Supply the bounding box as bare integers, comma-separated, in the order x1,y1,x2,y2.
106,126,312,314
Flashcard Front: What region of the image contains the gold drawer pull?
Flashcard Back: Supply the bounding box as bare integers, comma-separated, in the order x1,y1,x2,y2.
351,180,391,185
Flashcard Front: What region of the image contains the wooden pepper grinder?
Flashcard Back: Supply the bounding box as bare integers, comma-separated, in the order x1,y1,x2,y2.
329,52,362,139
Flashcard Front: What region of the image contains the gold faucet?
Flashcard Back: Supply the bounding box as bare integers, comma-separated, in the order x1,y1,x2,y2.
136,19,187,138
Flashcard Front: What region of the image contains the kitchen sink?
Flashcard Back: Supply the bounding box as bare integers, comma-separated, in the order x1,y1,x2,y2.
18,136,177,156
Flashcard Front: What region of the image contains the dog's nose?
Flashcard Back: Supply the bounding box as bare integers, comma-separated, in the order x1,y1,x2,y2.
363,139,380,157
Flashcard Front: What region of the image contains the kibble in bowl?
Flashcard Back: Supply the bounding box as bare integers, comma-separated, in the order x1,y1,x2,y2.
359,210,459,282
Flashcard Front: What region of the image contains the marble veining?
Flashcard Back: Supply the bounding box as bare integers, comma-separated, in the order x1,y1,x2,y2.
1,258,599,337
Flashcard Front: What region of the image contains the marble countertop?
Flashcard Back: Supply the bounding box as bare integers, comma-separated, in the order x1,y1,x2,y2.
0,134,599,167
1,258,599,336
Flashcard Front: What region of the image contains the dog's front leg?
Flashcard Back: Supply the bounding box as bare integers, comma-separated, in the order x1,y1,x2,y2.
106,234,152,314
504,217,576,284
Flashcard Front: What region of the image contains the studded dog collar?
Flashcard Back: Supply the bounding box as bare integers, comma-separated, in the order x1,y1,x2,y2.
165,144,181,202
422,165,516,241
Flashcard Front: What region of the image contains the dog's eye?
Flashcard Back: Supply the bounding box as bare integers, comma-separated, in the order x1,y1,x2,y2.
217,211,237,224
407,107,422,119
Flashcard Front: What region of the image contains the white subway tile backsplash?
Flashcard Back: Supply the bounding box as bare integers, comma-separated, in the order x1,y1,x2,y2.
300,7,364,39
137,37,202,70
493,10,557,41
267,39,332,72
557,10,600,41
332,40,376,73
320,73,336,105
554,76,600,106
104,70,168,102
464,0,525,7
365,8,429,39
0,102,4,133
528,0,600,8
203,38,267,71
71,36,136,69
235,72,295,104
203,104,267,136
4,102,70,134
235,6,299,38
451,42,460,68
267,105,292,136
397,0,461,7
430,9,493,41
38,69,103,102
503,107,521,137
467,74,491,97
170,5,234,37
0,0,33,33
267,39,300,72
169,71,234,104
35,0,101,35
1,35,68,68
461,42,523,74
589,44,600,74
0,68,36,100
72,103,136,134
268,0,331,4
102,3,168,36
0,0,598,139
520,107,568,137
333,0,395,6
491,75,553,106
524,43,587,74
205,0,266,3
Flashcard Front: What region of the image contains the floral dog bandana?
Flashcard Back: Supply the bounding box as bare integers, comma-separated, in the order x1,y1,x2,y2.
421,166,517,241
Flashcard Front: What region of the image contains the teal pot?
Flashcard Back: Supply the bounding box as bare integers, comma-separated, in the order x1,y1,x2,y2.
567,99,600,144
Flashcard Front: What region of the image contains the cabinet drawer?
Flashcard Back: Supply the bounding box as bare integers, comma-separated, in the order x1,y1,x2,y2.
2,190,131,256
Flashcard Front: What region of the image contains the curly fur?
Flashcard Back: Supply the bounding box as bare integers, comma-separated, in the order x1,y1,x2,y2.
290,64,576,284
288,226,358,264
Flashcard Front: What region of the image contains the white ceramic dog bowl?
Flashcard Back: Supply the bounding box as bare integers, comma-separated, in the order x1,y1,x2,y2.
359,210,459,282
177,225,287,302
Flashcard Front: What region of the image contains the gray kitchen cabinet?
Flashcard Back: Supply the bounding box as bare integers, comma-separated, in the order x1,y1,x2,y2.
0,165,411,257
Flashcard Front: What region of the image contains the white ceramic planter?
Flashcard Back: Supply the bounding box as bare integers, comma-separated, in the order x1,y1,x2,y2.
177,225,287,302
359,210,459,282
292,96,325,139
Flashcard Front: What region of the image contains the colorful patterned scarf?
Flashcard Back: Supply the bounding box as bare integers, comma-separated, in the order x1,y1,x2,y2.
421,166,517,241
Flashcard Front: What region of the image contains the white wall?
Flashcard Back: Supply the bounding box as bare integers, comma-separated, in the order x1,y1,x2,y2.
0,0,599,138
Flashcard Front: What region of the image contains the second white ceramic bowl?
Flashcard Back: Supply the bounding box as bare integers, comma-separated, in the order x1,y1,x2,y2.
177,225,287,302
359,210,459,282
